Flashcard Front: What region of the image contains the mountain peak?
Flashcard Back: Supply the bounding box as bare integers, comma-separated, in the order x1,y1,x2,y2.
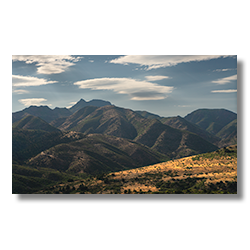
69,98,111,113
79,98,87,103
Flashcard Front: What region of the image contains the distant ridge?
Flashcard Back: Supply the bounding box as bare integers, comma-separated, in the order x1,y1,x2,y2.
12,106,72,123
12,98,112,123
69,98,112,113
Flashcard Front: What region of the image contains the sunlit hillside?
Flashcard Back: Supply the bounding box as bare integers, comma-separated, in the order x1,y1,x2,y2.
35,145,237,194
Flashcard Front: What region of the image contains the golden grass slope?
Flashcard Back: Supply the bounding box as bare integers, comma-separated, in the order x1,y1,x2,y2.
36,145,237,194
111,145,237,193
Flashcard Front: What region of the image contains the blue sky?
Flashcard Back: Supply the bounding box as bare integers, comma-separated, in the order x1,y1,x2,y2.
12,55,237,117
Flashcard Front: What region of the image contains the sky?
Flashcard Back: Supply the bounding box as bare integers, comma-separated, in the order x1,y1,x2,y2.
12,55,237,117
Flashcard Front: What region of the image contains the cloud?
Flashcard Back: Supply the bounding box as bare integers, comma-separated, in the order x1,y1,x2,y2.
74,77,174,100
12,75,57,87
12,55,83,74
13,89,29,94
145,75,170,81
212,74,237,84
211,89,237,93
18,98,50,106
89,60,94,63
109,55,233,70
177,105,190,107
213,68,236,72
66,101,77,108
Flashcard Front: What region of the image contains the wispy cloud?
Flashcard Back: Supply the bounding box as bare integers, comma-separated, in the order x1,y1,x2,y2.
12,55,83,74
110,55,233,70
211,89,237,93
213,68,236,72
212,74,237,84
18,98,51,106
12,75,57,87
13,89,29,94
89,60,94,63
177,105,190,107
145,75,170,81
74,77,174,100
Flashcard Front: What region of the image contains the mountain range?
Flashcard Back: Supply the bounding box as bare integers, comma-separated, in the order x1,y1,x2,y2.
12,98,237,193
12,98,111,123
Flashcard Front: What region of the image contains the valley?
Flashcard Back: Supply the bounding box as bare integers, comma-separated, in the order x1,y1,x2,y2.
12,98,237,194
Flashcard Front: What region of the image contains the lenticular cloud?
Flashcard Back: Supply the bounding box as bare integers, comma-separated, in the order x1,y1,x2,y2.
110,55,233,70
74,77,174,100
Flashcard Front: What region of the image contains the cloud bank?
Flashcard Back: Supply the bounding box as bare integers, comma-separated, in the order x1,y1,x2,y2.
12,55,82,74
74,77,174,100
18,98,50,106
110,55,233,70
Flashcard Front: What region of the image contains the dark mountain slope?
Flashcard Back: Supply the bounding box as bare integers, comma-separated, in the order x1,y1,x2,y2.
216,119,237,139
57,106,99,131
134,119,218,159
12,164,78,194
13,115,59,132
12,129,85,164
59,105,139,139
184,109,237,135
161,116,220,146
56,105,218,159
27,134,168,175
135,110,161,120
216,119,237,147
69,98,111,113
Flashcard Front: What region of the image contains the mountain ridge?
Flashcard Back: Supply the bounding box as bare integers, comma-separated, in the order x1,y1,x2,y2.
51,105,219,158
12,98,112,124
12,101,237,151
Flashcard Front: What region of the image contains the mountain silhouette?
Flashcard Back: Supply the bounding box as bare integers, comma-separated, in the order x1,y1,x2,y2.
12,98,112,123
12,106,72,123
